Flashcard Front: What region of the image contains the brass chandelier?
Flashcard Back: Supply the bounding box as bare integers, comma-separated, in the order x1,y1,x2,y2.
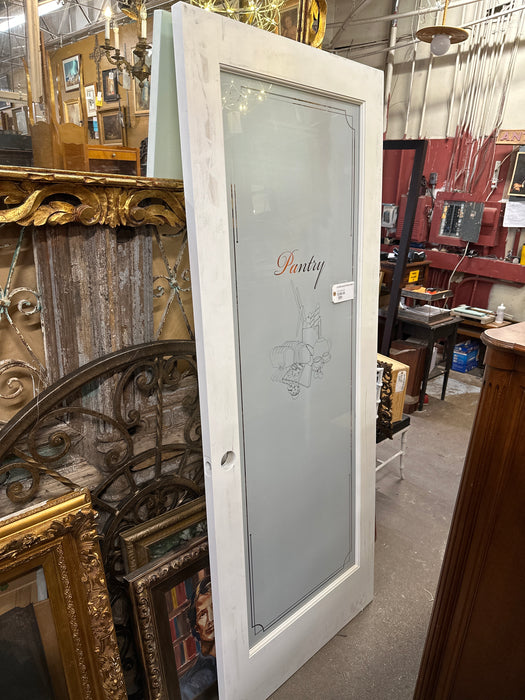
103,1,151,86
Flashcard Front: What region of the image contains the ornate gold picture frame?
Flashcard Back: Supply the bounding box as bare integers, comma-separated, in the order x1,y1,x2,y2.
126,537,216,700
120,496,207,573
0,490,126,699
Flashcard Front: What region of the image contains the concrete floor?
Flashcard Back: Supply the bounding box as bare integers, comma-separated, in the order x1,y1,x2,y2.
269,369,483,700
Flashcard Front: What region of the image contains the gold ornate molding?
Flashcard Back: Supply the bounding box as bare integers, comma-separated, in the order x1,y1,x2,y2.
0,489,127,699
0,166,185,229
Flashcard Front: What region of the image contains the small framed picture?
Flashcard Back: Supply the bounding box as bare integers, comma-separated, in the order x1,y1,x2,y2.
120,496,207,573
0,74,10,110
279,0,299,40
126,537,217,700
12,106,29,135
64,98,81,125
508,150,525,197
98,107,124,145
102,68,120,103
62,54,81,92
133,77,150,115
84,84,97,118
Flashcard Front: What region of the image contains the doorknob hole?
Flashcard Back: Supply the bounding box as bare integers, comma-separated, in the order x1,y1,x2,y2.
220,451,235,469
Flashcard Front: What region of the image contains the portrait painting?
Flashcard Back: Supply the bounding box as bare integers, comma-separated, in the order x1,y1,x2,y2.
279,0,299,40
62,55,81,92
166,566,217,700
102,68,120,103
126,537,217,700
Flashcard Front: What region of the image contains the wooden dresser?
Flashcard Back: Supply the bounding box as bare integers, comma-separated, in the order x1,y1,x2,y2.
415,322,525,699
62,143,140,175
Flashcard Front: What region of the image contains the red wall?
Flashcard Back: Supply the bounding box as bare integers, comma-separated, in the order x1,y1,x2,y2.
382,137,525,308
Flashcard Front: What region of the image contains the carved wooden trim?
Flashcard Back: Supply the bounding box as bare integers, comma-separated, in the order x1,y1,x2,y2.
0,489,126,699
0,166,185,229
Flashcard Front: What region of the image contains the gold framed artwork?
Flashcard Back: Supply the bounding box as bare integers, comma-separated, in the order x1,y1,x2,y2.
279,0,299,40
64,98,81,126
120,496,207,573
0,490,126,699
126,537,216,700
98,107,125,145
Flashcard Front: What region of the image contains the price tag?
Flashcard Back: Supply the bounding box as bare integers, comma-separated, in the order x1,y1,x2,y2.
331,282,354,304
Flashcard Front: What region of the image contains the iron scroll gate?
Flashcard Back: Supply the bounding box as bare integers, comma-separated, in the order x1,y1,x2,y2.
0,339,203,697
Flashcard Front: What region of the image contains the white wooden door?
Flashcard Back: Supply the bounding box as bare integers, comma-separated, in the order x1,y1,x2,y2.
163,5,382,697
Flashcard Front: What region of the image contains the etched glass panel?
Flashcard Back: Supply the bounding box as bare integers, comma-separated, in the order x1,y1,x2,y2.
221,72,359,644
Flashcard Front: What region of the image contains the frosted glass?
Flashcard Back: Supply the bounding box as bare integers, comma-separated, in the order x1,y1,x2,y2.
221,72,359,645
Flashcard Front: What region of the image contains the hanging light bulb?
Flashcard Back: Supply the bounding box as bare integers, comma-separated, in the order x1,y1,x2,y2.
416,0,468,56
430,32,451,56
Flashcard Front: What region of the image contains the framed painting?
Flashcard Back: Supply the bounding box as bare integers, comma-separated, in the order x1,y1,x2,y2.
102,68,120,102
62,55,81,92
279,0,299,40
126,537,217,700
84,83,97,117
121,496,207,573
98,107,124,145
134,77,150,115
508,150,525,197
64,98,81,125
0,490,126,699
0,74,10,110
12,106,29,135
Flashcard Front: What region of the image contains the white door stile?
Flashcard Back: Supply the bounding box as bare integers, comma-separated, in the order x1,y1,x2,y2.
169,5,383,698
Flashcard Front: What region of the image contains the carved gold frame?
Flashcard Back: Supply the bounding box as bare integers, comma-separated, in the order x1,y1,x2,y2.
126,536,211,700
0,489,126,699
120,495,207,573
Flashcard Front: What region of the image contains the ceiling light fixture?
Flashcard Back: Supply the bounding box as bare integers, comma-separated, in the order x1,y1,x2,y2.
416,0,469,56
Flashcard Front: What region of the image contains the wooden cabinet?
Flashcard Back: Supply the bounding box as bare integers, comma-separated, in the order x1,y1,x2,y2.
86,145,140,175
415,322,525,700
62,143,140,175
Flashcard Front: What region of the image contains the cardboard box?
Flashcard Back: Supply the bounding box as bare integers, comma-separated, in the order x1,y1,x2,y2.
377,353,410,422
452,339,479,373
389,340,427,413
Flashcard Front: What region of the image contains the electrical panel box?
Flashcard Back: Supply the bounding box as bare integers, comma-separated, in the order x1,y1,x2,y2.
429,193,502,248
439,201,484,242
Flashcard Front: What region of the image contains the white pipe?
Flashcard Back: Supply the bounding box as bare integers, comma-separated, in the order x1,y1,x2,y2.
328,0,377,49
482,11,508,135
383,0,399,133
330,0,484,29
477,3,507,137
446,4,468,136
404,42,417,138
419,54,434,139
495,4,525,130
332,2,525,59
